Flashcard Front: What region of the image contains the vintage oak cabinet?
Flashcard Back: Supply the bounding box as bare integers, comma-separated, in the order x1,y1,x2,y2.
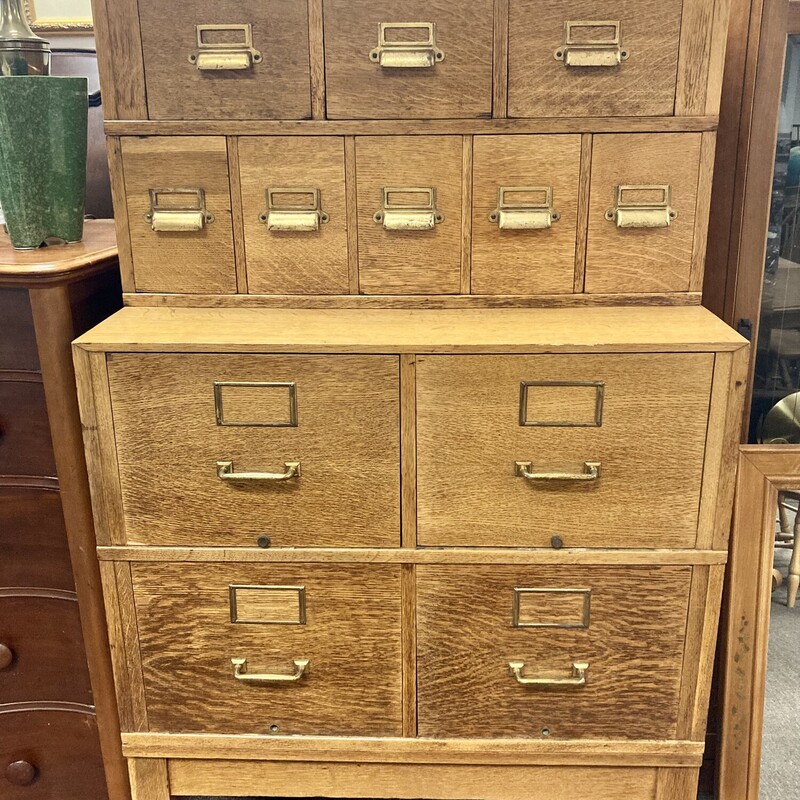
83,0,739,798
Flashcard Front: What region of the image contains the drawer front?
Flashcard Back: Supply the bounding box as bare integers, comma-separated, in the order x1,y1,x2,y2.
0,487,74,591
416,353,713,548
107,354,400,547
121,136,236,294
132,563,404,736
471,135,582,295
324,0,493,119
585,133,702,293
0,709,106,800
0,379,55,478
356,136,463,294
0,594,92,705
0,290,39,372
417,565,691,739
239,137,350,295
139,0,311,120
508,2,684,118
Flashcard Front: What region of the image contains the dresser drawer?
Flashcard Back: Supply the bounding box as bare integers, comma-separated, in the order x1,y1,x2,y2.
0,593,92,705
0,708,106,800
324,0,493,119
106,354,400,547
471,135,582,295
417,565,691,739
508,1,683,118
585,133,703,293
356,136,463,294
416,353,714,548
238,137,350,295
0,378,55,478
138,0,311,120
121,136,236,294
0,487,73,591
131,562,404,735
0,290,39,371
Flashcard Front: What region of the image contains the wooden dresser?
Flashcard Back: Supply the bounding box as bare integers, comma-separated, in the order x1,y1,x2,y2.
0,221,128,800
81,2,745,798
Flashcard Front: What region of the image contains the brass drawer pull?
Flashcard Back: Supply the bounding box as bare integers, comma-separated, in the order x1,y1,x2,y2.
189,24,262,70
515,461,601,481
555,21,629,67
259,187,330,232
606,185,677,229
509,661,589,687
373,187,444,231
217,460,301,482
369,22,444,68
489,186,560,230
144,188,215,233
231,657,310,684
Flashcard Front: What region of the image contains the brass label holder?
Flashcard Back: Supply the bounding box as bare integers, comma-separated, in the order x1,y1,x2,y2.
606,184,677,229
373,187,444,231
189,23,262,70
555,21,629,67
259,188,330,232
144,188,215,233
512,588,592,629
369,22,444,68
489,186,561,230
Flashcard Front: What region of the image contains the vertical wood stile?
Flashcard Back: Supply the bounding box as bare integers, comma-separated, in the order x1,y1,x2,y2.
128,758,171,800
106,138,136,294
401,354,418,549
573,134,593,293
401,563,418,737
689,131,719,291
492,0,510,118
461,136,474,295
344,136,360,294
227,137,249,294
675,0,716,115
308,0,327,119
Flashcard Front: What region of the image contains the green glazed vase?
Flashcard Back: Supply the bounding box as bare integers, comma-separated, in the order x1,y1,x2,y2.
0,76,87,249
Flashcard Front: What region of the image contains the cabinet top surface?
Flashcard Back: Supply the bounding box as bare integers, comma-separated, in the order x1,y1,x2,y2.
74,305,746,354
0,220,118,286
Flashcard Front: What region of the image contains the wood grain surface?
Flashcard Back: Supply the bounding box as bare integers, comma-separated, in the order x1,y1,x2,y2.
138,0,311,120
323,0,493,119
471,135,582,295
417,565,692,739
238,137,349,294
132,562,403,735
0,291,38,371
0,376,56,478
106,353,400,547
508,0,683,118
120,137,236,294
416,352,714,547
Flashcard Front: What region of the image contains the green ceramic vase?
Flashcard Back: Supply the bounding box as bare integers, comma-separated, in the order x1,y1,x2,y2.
0,76,87,249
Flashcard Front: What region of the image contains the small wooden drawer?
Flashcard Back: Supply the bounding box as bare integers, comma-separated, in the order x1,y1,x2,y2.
106,353,400,547
238,137,350,295
471,135,582,295
0,378,55,478
416,352,714,548
131,562,404,736
417,565,691,739
0,708,106,800
0,487,74,591
355,136,463,294
585,133,703,293
120,136,236,295
0,592,93,705
323,0,494,119
0,290,39,371
509,1,684,118
138,0,311,120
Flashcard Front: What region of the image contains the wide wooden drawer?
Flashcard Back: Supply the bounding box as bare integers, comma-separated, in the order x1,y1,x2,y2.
416,353,714,548
131,563,404,735
0,708,106,800
417,565,691,739
138,0,311,120
0,290,39,372
0,592,92,705
0,486,74,591
0,377,55,478
106,354,400,547
323,1,494,119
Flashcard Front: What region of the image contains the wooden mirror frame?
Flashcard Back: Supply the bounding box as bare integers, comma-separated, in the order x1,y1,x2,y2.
718,446,800,798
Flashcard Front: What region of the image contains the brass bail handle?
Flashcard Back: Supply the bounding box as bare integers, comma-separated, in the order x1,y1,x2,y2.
217,461,301,482
515,461,601,482
231,657,310,684
509,661,589,687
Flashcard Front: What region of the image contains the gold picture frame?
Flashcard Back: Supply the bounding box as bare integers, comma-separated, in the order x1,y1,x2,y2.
24,0,93,33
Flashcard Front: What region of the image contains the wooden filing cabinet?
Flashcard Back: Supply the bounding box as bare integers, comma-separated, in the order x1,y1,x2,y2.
85,1,740,798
